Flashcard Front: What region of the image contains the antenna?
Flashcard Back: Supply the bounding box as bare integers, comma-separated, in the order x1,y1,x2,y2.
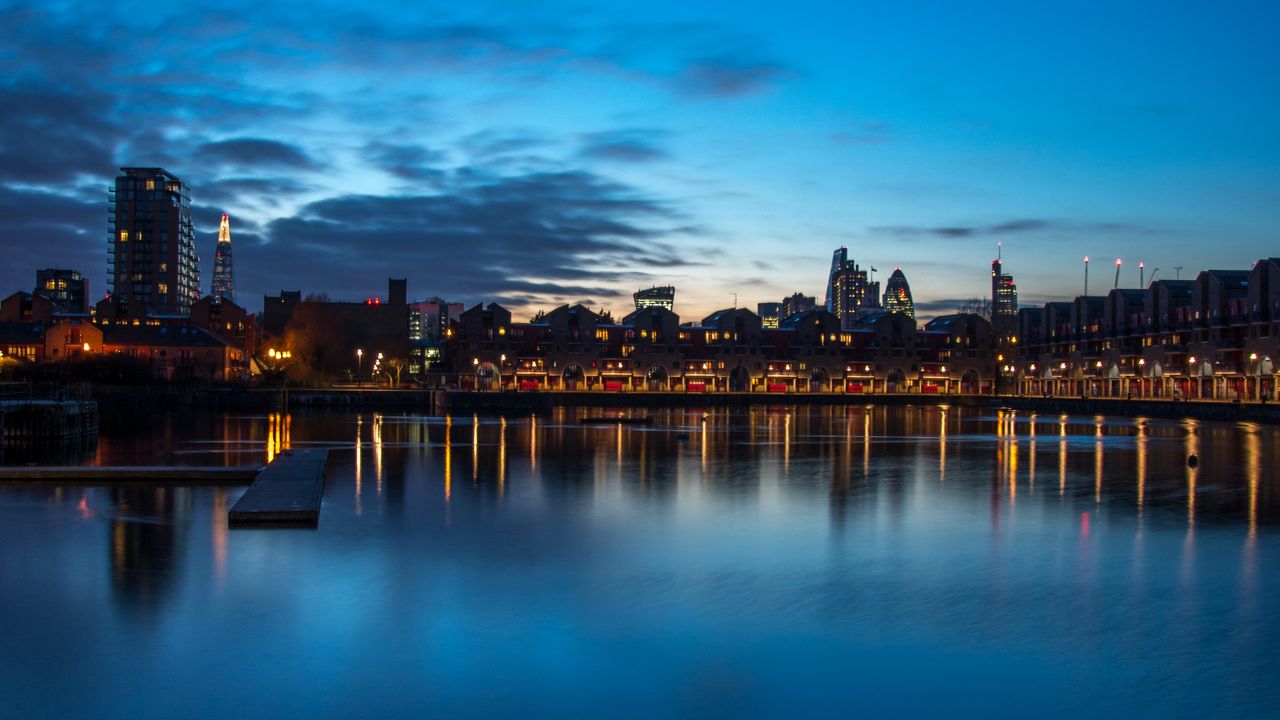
1174,266,1183,280
732,292,738,309
997,241,1002,261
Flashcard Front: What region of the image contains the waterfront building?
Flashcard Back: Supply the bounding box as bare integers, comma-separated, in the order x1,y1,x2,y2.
825,247,881,327
211,213,236,303
881,268,915,320
100,325,242,381
757,302,783,329
108,168,200,315
34,269,88,314
633,286,675,311
1012,258,1280,400
260,278,409,381
0,292,53,323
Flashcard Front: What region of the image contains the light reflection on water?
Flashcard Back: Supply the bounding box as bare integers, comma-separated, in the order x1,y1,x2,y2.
2,404,1279,719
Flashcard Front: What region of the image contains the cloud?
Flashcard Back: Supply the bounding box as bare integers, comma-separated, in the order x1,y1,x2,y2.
871,219,1165,240
364,142,448,184
239,168,696,312
193,139,322,171
0,186,103,298
578,130,668,163
673,58,794,98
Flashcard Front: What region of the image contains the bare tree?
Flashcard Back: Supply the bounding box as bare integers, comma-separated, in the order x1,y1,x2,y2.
956,296,992,319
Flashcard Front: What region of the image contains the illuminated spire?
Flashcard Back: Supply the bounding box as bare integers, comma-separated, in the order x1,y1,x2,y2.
211,212,236,303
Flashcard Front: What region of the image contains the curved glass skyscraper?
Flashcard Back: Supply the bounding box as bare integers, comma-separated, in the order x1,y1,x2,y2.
882,267,915,320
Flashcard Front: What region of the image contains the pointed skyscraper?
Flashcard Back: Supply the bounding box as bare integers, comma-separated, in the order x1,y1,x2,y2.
881,267,915,320
211,213,236,303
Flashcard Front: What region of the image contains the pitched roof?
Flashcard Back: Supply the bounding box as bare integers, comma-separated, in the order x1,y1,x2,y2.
101,325,230,348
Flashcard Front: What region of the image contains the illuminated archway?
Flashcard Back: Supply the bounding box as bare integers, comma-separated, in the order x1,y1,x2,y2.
646,365,668,391
563,364,586,390
476,362,500,391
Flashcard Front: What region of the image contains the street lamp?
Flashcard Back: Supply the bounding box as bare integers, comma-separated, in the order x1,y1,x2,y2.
357,348,364,387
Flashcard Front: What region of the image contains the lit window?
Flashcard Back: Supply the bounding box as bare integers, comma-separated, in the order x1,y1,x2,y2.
157,283,168,294
120,231,129,241
146,179,156,191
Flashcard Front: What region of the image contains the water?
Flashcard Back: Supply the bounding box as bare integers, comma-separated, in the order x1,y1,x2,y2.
2,405,1277,719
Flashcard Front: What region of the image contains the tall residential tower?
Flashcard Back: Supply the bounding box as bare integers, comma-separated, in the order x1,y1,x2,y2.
211,213,236,303
825,247,880,327
108,168,200,315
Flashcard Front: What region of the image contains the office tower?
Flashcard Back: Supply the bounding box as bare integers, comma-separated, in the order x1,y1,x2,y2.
992,254,1018,321
634,285,675,311
34,268,89,314
211,213,236,303
825,247,881,327
782,292,816,319
108,168,199,315
757,302,783,329
882,268,915,320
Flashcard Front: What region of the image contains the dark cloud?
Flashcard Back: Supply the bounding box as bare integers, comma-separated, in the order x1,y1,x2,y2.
363,142,448,185
193,139,322,171
872,219,1164,240
193,177,315,208
673,59,794,98
0,186,103,298
0,81,118,185
578,130,668,163
238,169,694,313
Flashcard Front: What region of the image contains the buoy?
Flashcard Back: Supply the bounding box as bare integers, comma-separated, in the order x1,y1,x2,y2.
1187,454,1199,468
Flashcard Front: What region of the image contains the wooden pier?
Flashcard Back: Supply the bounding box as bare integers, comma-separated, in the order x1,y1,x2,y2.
0,466,260,484
228,449,329,528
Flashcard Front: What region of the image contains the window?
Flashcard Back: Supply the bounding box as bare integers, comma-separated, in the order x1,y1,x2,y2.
119,230,129,242
146,179,156,191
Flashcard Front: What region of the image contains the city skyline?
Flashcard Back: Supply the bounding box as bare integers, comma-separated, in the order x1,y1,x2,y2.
2,1,1277,322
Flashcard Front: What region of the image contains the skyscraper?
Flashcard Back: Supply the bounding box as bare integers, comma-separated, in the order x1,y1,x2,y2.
881,268,915,320
825,247,880,327
633,286,675,311
108,168,200,315
992,252,1018,321
211,213,236,303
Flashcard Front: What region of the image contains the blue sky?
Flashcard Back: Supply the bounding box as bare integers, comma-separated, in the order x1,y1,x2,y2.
1,0,1277,320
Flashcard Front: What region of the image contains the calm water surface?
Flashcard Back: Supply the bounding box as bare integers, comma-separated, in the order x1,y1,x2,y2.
2,405,1278,719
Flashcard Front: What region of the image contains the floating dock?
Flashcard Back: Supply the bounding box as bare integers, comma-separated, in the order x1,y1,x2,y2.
228,449,329,528
0,466,260,484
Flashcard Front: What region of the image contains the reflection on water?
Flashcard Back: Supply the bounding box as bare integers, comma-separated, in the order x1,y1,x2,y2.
1,405,1279,719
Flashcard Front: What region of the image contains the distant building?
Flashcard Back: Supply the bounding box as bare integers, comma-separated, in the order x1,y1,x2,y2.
34,269,88,314
881,268,915,320
0,291,54,323
634,286,675,311
108,168,200,315
992,255,1018,321
757,302,783,329
211,213,236,303
409,297,464,342
261,278,410,380
825,247,881,327
782,292,816,320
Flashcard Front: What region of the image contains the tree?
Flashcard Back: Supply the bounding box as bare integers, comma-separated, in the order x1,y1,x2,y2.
530,309,547,323
597,309,616,324
956,297,992,319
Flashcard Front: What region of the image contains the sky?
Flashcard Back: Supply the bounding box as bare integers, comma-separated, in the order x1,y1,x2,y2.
1,0,1277,322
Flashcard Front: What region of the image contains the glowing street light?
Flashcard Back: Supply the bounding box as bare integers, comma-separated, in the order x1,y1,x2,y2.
357,348,364,387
